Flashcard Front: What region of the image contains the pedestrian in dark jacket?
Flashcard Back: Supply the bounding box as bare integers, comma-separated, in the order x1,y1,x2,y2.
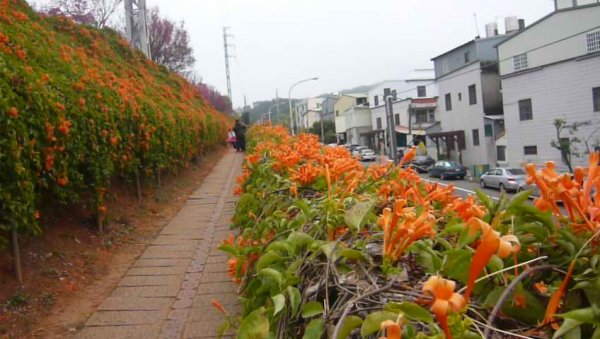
233,120,247,152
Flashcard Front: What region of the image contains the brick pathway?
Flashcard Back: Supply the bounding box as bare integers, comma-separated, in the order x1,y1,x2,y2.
76,151,243,339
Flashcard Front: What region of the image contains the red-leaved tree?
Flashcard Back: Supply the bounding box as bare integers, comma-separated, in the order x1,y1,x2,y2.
45,0,122,28
148,7,195,75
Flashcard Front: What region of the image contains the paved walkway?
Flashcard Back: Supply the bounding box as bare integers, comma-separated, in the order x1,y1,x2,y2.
76,151,243,339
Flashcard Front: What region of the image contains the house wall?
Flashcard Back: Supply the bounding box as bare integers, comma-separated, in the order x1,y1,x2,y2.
502,56,600,170
435,62,493,167
321,96,339,121
334,96,357,134
498,5,600,76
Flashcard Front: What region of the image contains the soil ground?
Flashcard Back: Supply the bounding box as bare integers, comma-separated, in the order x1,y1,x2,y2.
0,146,228,338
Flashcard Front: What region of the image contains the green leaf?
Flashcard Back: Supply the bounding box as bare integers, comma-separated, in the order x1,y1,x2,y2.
287,286,301,317
336,315,363,339
344,199,376,231
507,189,532,211
266,241,294,255
237,307,269,339
553,318,583,339
339,248,365,261
558,306,600,325
442,249,472,284
258,268,283,288
271,294,285,316
475,189,493,211
287,231,314,249
360,311,398,337
486,255,504,273
302,318,324,339
301,301,324,318
384,302,433,323
256,251,282,271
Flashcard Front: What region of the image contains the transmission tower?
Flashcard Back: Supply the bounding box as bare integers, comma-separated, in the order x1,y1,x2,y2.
124,0,151,58
223,27,234,103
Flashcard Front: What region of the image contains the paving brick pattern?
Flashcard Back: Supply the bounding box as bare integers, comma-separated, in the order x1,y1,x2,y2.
76,151,243,339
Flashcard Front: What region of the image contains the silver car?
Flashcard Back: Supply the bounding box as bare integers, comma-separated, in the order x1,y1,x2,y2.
360,148,376,161
479,168,528,192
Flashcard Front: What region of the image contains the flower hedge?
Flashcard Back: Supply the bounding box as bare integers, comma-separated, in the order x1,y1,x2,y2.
219,125,600,338
0,0,229,247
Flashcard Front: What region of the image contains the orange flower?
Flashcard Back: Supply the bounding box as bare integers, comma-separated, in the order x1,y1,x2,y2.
380,319,402,339
534,281,548,294
97,205,107,215
378,200,436,262
34,210,41,219
544,260,576,329
463,218,520,302
55,102,66,111
422,275,466,339
290,183,298,198
7,107,18,118
290,162,321,186
211,299,227,315
398,146,416,167
57,175,69,187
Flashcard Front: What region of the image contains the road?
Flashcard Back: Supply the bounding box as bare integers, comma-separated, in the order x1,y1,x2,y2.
359,160,514,201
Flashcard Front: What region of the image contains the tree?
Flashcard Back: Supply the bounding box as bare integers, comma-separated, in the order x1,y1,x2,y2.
550,118,591,172
308,120,337,144
45,0,122,28
148,7,195,75
193,81,232,114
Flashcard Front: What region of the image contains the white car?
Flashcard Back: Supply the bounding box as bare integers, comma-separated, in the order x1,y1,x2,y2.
360,148,376,161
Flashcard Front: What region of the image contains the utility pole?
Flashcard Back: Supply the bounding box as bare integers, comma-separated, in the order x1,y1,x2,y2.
223,27,234,104
384,88,399,164
124,0,151,58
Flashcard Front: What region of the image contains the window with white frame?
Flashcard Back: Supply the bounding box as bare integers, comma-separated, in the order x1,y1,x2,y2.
513,53,528,71
587,30,600,53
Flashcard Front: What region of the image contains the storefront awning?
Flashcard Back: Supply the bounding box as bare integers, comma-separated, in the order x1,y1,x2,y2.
395,125,426,135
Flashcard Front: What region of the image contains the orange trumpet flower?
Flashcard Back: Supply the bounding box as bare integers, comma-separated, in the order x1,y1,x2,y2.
422,275,466,339
463,218,520,302
380,319,403,339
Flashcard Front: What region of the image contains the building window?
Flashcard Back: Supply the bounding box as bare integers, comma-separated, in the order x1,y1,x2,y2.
458,93,462,101
464,51,470,63
513,53,528,71
587,30,600,53
394,114,400,125
497,146,506,162
524,145,537,155
484,124,493,137
519,99,533,121
416,111,428,123
376,117,382,129
392,90,397,100
417,86,427,97
374,95,379,106
445,93,452,111
336,110,339,117
593,87,600,112
468,84,477,105
472,129,480,146
428,110,435,122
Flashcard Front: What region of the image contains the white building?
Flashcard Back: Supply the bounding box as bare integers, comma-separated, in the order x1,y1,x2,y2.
334,93,370,145
295,97,325,131
431,31,512,174
498,1,600,170
367,71,438,155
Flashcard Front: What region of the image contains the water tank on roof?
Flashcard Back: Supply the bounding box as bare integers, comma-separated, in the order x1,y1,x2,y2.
505,16,519,33
485,22,498,38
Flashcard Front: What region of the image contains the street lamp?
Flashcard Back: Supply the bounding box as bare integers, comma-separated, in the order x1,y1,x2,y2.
288,77,318,135
267,101,284,123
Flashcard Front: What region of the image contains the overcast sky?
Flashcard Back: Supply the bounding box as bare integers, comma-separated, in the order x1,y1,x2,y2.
28,0,555,108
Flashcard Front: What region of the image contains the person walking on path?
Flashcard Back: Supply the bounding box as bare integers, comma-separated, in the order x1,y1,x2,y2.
226,129,237,148
233,119,247,152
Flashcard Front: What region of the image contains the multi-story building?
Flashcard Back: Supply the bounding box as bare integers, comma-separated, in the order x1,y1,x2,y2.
498,1,600,170
368,71,438,154
321,95,340,122
431,30,512,173
294,97,325,131
334,93,370,145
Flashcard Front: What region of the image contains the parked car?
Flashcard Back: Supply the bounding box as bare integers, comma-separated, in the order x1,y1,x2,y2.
359,148,376,161
352,146,367,157
428,161,466,180
408,155,436,173
480,168,528,193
